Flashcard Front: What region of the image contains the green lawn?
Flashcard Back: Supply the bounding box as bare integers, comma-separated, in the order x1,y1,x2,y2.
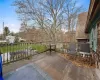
0,43,47,53
31,44,47,53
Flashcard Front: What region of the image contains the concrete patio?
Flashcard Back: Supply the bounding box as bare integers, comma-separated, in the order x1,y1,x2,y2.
4,63,52,80
3,53,100,80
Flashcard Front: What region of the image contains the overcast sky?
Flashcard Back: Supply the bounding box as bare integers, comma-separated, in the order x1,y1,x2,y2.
0,0,90,34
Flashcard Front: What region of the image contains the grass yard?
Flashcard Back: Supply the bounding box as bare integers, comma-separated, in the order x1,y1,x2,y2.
0,43,47,53
0,44,28,53
31,44,47,53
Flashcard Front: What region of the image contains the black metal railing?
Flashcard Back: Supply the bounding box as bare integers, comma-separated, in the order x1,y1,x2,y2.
0,42,45,65
0,42,91,65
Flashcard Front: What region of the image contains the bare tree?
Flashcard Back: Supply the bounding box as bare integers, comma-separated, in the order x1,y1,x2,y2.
63,0,83,42
13,0,83,43
64,0,83,31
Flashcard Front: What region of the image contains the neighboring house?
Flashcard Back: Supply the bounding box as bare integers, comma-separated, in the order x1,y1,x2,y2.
76,12,89,43
56,43,63,49
18,29,47,42
64,31,76,43
19,28,67,43
85,0,100,52
6,36,15,43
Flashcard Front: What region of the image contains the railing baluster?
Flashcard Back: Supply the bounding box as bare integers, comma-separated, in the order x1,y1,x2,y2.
7,44,8,64
17,43,19,60
19,43,20,59
24,43,26,58
9,44,11,62
27,43,28,57
15,43,17,61
29,43,31,56
12,44,14,62
21,43,23,59
25,43,27,58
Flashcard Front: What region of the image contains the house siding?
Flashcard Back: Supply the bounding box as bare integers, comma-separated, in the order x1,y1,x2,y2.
89,25,97,52
97,22,100,49
85,0,100,68
76,12,89,42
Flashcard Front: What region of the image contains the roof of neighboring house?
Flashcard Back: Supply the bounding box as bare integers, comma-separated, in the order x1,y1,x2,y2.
0,40,7,43
76,12,89,40
6,35,15,39
85,0,100,33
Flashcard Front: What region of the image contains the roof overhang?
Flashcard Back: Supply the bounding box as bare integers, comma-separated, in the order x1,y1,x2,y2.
85,0,100,33
76,38,89,40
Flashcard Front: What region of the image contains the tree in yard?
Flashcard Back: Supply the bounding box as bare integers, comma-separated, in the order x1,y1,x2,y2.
0,35,2,40
13,0,84,43
3,26,10,39
15,34,19,43
63,0,84,42
20,20,28,32
64,0,83,32
10,32,15,36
